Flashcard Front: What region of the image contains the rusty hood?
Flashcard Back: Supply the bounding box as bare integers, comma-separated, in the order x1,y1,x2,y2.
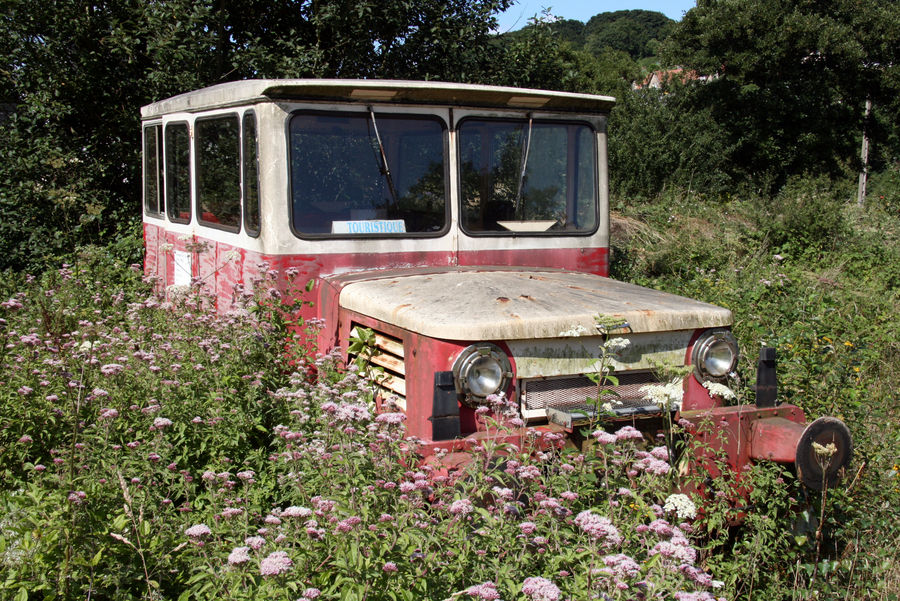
332,268,732,340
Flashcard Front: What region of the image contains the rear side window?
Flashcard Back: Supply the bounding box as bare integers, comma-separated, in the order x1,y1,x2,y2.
196,115,241,231
165,122,191,224
143,124,163,216
242,111,260,237
289,111,447,236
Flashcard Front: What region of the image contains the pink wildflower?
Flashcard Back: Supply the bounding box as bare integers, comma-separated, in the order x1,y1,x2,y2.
375,412,406,425
280,506,313,518
591,430,617,445
100,363,125,376
152,417,172,430
220,507,243,519
602,554,641,579
521,576,561,601
574,510,622,547
227,546,251,566
185,524,211,538
465,582,500,600
99,408,119,420
300,588,321,600
382,561,398,572
614,425,644,442
449,498,474,516
259,551,293,576
244,536,265,550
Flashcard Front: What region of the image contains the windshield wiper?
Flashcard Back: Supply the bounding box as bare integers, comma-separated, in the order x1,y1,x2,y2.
514,114,533,220
368,106,398,206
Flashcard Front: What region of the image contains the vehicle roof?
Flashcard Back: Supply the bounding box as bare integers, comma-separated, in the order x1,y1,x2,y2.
140,79,616,118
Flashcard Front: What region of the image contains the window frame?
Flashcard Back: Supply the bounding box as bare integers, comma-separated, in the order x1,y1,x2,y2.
143,123,164,217
164,121,192,225
195,113,242,234
242,110,261,238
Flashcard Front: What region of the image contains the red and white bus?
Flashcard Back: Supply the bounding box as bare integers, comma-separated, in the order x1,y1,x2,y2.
142,79,850,487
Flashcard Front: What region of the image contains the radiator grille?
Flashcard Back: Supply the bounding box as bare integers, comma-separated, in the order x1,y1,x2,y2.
522,371,661,415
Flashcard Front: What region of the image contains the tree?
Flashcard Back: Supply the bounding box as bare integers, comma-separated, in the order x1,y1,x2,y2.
491,13,636,96
584,10,675,60
663,0,900,190
0,0,513,271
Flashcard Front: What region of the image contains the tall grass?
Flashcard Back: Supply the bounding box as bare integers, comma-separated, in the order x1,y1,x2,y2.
1,175,898,600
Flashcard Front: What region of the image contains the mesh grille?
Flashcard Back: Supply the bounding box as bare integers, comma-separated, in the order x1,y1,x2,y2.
523,372,660,412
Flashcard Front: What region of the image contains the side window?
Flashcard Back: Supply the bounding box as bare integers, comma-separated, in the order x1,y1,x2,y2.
196,115,241,231
242,111,260,237
165,122,191,224
143,124,163,216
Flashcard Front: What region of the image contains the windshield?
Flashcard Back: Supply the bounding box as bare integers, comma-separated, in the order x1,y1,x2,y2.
458,119,597,234
290,112,446,236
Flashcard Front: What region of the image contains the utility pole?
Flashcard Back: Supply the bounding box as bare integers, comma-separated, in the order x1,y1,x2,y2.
857,96,872,207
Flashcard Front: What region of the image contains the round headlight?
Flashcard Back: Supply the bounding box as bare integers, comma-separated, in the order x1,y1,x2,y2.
692,329,739,381
453,344,512,403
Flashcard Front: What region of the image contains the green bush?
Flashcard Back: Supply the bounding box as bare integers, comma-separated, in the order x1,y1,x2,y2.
755,174,850,255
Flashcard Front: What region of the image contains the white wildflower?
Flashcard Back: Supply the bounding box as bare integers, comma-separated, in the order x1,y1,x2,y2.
558,324,590,337
640,379,684,411
600,400,622,412
602,337,630,354
663,493,697,520
703,381,736,401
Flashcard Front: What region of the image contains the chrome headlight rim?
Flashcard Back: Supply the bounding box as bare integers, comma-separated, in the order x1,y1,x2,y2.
452,343,512,404
692,329,739,382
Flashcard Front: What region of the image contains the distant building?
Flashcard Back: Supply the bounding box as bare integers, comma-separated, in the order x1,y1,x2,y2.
633,67,709,90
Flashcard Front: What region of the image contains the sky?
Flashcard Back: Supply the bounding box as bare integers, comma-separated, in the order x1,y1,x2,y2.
496,0,697,32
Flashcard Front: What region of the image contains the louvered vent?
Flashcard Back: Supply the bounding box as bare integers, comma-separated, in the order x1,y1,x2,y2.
350,325,407,411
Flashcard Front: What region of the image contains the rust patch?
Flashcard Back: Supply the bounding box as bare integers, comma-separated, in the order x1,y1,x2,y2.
519,295,534,301
392,303,413,315
497,297,511,303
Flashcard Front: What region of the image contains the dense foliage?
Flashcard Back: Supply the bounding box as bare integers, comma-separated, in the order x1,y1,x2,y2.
1,176,898,599
0,0,514,272
663,0,900,191
2,1,900,598
0,255,739,600
2,0,899,270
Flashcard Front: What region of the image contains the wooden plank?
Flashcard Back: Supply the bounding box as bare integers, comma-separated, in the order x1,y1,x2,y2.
377,374,406,397
374,333,404,358
370,351,405,375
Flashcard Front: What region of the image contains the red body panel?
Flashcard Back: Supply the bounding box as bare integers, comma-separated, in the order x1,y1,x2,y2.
681,404,807,478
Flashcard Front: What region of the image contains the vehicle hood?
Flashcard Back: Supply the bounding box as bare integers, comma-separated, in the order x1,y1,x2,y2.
332,267,732,340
